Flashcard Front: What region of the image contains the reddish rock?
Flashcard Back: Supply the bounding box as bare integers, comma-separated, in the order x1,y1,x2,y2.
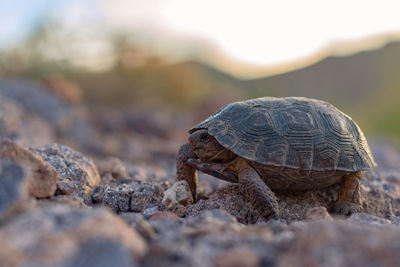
43,75,83,103
306,206,333,221
150,211,180,222
215,247,261,267
0,140,57,198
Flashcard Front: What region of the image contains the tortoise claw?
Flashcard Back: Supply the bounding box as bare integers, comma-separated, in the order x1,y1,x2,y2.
334,201,361,216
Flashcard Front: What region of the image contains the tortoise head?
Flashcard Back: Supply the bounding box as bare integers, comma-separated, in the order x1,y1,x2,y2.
188,129,235,162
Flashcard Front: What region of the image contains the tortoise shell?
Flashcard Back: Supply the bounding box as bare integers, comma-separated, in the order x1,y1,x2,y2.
190,97,376,172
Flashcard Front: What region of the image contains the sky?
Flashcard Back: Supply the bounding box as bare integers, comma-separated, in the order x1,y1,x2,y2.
0,0,51,47
1,0,400,75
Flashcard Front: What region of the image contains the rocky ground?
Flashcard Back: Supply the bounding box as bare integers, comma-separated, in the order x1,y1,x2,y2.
1,79,400,266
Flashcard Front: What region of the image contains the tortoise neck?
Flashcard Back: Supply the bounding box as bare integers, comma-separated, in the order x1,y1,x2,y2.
208,148,236,162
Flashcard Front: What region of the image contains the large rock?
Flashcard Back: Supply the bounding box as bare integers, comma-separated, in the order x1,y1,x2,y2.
93,180,165,213
0,160,29,220
30,144,101,205
0,140,58,198
93,158,167,213
0,205,147,266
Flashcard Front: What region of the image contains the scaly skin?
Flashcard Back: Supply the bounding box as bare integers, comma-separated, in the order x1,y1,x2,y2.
176,143,198,199
335,171,364,215
238,164,279,219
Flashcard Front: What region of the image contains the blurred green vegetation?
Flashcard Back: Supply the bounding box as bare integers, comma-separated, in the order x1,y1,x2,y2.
0,22,399,138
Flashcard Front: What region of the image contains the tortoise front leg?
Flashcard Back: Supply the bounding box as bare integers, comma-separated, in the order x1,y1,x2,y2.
334,171,364,215
238,164,279,219
176,143,198,200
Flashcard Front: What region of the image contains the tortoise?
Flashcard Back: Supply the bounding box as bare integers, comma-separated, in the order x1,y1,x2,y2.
176,97,376,218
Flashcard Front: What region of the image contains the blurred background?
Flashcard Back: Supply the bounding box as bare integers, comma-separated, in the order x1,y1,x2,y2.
1,0,400,157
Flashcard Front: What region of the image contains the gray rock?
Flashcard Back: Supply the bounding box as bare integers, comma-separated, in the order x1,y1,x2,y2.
131,182,164,212
30,144,100,205
93,180,164,213
0,160,29,220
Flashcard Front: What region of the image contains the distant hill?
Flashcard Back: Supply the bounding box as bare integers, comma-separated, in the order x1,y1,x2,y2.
245,42,400,106
74,41,400,137
74,60,244,110
243,41,400,136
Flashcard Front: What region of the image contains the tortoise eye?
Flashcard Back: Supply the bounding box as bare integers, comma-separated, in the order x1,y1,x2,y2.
200,133,210,141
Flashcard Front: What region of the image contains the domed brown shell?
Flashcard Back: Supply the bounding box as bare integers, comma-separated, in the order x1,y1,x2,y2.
190,97,376,171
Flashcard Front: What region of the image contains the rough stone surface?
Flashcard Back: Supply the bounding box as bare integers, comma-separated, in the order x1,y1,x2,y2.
0,160,29,220
30,144,100,205
93,180,165,213
0,140,58,198
0,205,147,266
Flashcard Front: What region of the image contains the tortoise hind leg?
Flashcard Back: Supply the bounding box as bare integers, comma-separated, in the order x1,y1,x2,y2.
334,171,364,215
238,164,279,219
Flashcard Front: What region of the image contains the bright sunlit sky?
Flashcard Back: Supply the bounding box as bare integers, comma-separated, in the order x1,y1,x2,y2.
2,0,400,75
